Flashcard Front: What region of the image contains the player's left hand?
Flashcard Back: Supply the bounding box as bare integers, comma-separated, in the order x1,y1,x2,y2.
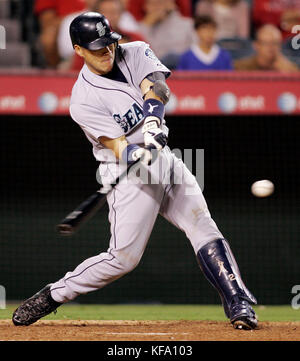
131,146,153,166
142,120,168,151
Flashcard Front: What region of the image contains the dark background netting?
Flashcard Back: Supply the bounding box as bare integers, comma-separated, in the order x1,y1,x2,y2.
1,114,299,305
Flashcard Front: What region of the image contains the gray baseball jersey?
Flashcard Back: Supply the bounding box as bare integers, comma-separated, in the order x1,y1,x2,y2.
70,42,170,161
50,42,223,303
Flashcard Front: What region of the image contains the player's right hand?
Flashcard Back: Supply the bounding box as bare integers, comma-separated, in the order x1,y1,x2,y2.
143,127,168,152
142,117,168,151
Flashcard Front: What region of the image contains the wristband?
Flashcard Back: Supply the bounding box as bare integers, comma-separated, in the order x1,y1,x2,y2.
122,144,140,164
143,98,165,124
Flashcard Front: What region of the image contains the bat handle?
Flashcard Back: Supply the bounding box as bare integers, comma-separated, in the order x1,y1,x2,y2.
144,144,157,151
144,144,159,164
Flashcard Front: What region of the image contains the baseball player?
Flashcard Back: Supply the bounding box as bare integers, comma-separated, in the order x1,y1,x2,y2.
12,12,258,330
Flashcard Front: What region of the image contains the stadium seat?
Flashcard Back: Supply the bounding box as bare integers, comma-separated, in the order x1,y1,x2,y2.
217,37,255,60
0,18,21,42
0,42,31,67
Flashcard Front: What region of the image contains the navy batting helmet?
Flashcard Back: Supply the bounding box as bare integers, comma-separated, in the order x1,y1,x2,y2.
69,12,122,50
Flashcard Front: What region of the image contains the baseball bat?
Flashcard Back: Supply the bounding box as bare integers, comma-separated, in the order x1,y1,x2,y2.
56,146,156,236
56,191,108,236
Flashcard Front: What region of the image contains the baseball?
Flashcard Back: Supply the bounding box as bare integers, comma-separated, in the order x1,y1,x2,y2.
251,180,274,198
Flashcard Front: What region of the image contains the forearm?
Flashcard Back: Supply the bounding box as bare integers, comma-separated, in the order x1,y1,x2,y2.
140,75,169,151
143,87,163,102
38,10,61,67
99,135,152,165
140,75,170,105
99,135,128,160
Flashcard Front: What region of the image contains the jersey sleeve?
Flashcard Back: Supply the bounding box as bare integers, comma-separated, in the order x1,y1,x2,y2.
70,103,124,141
133,42,171,86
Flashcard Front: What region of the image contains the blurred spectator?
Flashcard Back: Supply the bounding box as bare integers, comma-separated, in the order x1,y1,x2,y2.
97,0,142,35
195,0,250,39
127,0,192,20
177,15,233,70
57,1,99,65
34,0,89,67
117,0,141,32
70,0,146,71
253,0,300,40
235,24,299,72
138,0,196,68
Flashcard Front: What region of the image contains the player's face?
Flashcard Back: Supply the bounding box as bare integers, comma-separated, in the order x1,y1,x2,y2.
75,43,116,75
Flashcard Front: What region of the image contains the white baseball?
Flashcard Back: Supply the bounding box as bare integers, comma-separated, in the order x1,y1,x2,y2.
251,180,274,198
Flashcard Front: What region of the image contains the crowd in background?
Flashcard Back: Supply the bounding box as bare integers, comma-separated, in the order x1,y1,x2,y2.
1,0,300,72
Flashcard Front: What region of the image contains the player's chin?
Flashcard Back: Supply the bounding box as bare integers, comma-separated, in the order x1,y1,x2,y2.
101,59,114,72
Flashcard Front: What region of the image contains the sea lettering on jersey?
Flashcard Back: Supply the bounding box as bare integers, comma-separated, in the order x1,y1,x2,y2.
113,102,144,133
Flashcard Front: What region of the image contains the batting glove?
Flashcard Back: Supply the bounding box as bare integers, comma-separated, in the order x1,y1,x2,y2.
142,119,168,151
122,144,156,166
131,146,153,166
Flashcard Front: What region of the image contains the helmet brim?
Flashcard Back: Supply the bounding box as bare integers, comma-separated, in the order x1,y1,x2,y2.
85,32,122,50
